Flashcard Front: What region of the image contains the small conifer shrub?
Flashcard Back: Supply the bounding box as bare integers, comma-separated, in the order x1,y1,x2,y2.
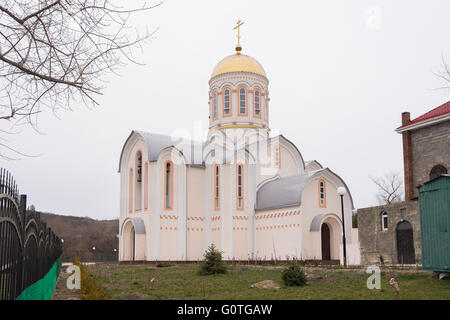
282,263,307,286
198,244,227,275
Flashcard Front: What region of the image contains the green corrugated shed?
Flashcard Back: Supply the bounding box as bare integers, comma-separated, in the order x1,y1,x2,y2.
419,175,450,272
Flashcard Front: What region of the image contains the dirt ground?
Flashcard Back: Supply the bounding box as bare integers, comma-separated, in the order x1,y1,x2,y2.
52,264,80,300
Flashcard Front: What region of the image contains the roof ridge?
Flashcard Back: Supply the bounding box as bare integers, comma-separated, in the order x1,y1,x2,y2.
135,130,205,145
398,101,450,130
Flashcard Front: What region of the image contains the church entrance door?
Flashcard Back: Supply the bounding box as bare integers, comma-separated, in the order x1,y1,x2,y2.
321,223,331,260
396,221,415,264
122,220,136,261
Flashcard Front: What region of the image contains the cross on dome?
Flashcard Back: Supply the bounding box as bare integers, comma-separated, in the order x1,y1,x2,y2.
233,19,244,54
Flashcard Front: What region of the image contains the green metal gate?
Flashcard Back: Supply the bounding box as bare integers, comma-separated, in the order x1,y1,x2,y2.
419,175,450,272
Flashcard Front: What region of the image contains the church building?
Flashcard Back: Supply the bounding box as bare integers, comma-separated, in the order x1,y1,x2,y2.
118,23,359,264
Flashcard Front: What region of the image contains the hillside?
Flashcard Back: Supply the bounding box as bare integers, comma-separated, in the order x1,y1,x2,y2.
39,212,119,262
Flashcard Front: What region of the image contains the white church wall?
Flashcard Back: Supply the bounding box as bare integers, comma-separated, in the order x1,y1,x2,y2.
148,161,160,260
254,206,302,261
300,172,353,260
223,150,253,260
255,137,304,187
222,163,235,260
232,214,249,260
135,233,146,260
156,147,187,261
277,144,300,178
186,166,206,260
340,228,361,265
119,134,150,261
203,154,223,257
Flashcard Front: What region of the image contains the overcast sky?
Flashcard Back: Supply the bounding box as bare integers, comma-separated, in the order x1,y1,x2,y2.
2,0,450,220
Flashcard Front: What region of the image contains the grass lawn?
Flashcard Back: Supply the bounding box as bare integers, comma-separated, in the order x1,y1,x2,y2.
88,263,450,300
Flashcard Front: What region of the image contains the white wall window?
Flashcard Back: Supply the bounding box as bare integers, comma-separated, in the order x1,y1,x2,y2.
381,212,388,231
254,90,260,116
165,161,172,209
237,164,244,209
239,87,246,115
214,165,220,210
213,92,217,119
224,89,230,115
319,179,326,207
135,151,142,211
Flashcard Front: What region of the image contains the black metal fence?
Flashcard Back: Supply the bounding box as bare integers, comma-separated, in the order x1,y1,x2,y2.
0,169,62,300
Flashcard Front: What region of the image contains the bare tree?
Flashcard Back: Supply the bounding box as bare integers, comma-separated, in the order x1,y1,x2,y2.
0,0,161,159
370,172,404,204
434,55,450,92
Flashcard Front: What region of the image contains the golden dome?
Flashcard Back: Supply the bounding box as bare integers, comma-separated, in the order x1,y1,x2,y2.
211,53,267,78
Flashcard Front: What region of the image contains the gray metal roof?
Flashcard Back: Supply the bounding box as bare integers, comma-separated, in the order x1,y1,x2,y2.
119,130,206,171
135,130,205,165
255,174,311,211
120,217,146,235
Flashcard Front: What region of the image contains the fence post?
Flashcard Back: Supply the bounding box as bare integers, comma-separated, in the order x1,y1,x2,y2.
18,194,27,295
19,194,27,216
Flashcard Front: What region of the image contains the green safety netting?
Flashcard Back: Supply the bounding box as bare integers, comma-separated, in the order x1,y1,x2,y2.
16,256,62,300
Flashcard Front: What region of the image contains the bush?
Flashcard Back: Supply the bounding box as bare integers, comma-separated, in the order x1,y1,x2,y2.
73,256,111,300
156,261,174,268
198,244,227,275
282,263,307,286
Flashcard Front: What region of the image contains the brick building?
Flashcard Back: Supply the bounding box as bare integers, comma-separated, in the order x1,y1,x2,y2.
358,101,450,265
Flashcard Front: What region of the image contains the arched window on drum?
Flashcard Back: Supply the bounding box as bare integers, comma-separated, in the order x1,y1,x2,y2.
238,87,247,116
223,88,231,117
254,89,261,118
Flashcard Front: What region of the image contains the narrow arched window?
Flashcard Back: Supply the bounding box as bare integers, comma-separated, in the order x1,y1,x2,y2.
135,151,142,211
129,168,133,213
214,164,220,210
144,162,149,210
223,89,231,115
254,90,260,117
213,92,218,120
237,164,244,209
429,164,448,180
319,179,326,207
381,212,388,231
239,87,246,115
164,161,173,210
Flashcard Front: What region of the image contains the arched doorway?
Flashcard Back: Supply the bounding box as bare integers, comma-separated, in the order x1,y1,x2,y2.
321,223,331,261
122,220,136,261
121,217,146,261
396,220,415,264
